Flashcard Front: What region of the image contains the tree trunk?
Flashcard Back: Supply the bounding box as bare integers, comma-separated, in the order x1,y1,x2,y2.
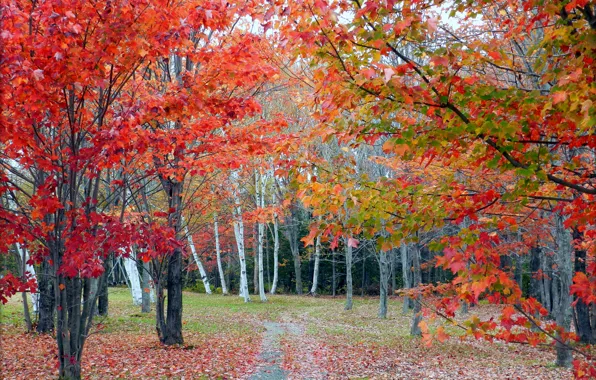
270,213,280,294
332,249,337,297
284,205,302,295
401,244,411,313
185,224,212,294
410,243,423,336
36,259,54,333
15,243,34,331
141,260,151,313
572,228,593,343
310,232,321,295
554,214,573,368
378,250,389,319
156,179,184,345
390,248,396,296
123,252,143,305
97,260,110,316
253,227,259,295
232,185,251,302
361,254,366,297
345,237,353,310
214,214,228,295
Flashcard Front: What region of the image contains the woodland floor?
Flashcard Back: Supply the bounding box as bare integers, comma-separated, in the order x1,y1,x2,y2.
0,288,572,379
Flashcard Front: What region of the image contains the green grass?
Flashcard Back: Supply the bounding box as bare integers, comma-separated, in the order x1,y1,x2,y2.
1,288,571,379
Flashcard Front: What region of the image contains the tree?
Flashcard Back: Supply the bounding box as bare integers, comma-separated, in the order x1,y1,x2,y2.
277,0,596,373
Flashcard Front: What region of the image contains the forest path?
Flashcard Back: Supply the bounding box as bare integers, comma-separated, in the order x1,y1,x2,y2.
249,321,301,379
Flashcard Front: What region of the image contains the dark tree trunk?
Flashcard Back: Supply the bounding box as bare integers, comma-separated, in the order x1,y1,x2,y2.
410,243,422,336
332,250,337,297
162,179,184,345
97,261,110,316
164,246,183,345
573,228,593,343
529,246,542,303
36,260,54,333
141,261,151,313
283,204,302,295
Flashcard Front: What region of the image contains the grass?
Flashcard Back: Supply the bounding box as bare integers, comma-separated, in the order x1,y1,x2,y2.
1,288,572,379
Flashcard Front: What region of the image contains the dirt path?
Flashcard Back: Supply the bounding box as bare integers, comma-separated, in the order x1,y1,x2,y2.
249,322,301,380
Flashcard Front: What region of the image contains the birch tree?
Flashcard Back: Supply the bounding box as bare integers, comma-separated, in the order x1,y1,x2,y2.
213,213,228,295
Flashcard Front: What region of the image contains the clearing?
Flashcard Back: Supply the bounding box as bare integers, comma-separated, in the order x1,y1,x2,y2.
1,288,571,379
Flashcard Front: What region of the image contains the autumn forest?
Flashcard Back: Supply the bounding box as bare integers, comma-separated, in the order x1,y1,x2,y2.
1,0,595,379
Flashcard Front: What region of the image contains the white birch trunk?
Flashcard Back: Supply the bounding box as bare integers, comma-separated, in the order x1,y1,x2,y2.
255,171,268,302
122,250,143,306
345,237,353,310
15,243,39,314
214,214,228,295
310,233,321,295
401,244,411,312
231,176,251,302
185,224,212,294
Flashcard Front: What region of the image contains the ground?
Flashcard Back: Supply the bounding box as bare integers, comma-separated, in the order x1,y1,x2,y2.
1,288,571,379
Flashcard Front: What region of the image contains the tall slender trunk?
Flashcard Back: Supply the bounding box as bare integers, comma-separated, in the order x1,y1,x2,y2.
332,249,337,297
390,248,396,296
554,213,573,367
344,237,353,311
97,260,109,316
410,243,423,336
123,250,143,305
283,203,303,295
401,244,411,312
270,213,280,294
253,223,259,295
185,224,212,294
310,232,322,295
214,214,228,295
255,172,268,302
16,244,39,310
542,250,552,314
141,260,151,313
15,243,36,331
378,250,389,319
361,254,366,297
232,184,250,302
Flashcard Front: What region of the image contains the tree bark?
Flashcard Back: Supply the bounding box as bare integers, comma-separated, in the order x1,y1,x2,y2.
123,252,143,305
232,180,251,302
345,237,353,310
378,250,389,319
214,214,228,295
36,259,54,333
185,224,212,294
401,244,411,312
156,178,184,345
310,232,322,295
255,171,268,302
97,260,110,316
410,243,423,336
572,228,593,343
284,206,303,295
270,213,280,294
141,260,151,313
332,249,337,297
554,214,573,367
